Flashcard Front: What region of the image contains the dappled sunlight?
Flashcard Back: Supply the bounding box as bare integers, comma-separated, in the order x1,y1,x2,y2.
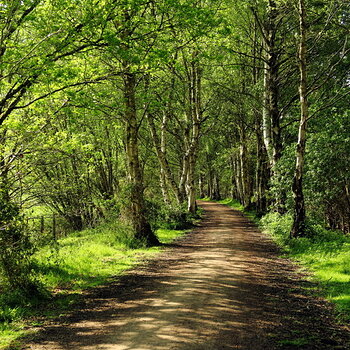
26,202,346,350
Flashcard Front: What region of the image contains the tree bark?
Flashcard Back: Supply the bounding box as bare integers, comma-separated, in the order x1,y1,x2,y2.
239,120,251,208
234,153,244,203
230,155,237,199
213,174,221,200
181,52,202,214
255,113,268,214
120,8,159,246
291,0,308,238
198,173,204,198
123,70,159,245
147,112,181,204
262,0,282,170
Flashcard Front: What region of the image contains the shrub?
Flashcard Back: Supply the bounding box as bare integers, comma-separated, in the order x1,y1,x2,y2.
0,195,38,295
159,204,196,229
146,200,197,230
260,211,293,243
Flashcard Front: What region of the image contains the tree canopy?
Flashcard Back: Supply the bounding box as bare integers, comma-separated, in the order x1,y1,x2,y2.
0,0,349,291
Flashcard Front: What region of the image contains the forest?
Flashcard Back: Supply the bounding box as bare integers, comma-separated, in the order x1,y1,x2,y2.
0,0,349,348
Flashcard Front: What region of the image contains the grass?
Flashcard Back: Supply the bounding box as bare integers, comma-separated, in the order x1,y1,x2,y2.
260,212,350,321
277,337,314,347
32,224,188,291
0,222,188,350
217,198,350,322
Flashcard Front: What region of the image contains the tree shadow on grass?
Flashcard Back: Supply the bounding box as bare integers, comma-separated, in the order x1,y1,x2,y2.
16,202,350,350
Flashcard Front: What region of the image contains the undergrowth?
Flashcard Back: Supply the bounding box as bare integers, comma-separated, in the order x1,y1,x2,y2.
0,221,189,350
260,211,350,321
217,198,350,322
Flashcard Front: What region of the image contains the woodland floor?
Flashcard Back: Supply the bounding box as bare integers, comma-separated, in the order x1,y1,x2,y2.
23,201,350,350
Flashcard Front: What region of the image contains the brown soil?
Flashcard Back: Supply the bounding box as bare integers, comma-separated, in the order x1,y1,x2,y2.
23,201,349,350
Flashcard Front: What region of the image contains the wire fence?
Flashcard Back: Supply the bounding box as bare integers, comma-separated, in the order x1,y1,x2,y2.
26,214,69,245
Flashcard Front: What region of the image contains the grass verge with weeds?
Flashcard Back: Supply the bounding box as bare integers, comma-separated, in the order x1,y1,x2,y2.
0,223,189,350
260,212,350,322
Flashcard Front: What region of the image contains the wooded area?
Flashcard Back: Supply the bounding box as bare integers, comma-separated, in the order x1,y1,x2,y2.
0,0,349,302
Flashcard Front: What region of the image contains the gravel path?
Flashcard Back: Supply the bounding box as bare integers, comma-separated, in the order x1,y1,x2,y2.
24,201,350,350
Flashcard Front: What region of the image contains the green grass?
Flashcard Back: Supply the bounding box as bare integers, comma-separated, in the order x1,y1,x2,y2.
277,337,313,347
259,212,350,321
31,224,187,291
217,199,350,323
0,328,27,350
0,223,188,350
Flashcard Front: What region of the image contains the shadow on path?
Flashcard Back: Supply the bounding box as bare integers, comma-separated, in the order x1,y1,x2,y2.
24,202,350,350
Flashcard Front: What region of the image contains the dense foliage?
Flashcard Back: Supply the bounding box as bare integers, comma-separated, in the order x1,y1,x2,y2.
0,0,348,315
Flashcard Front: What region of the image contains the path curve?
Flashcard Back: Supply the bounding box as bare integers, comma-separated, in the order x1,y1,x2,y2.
25,201,349,350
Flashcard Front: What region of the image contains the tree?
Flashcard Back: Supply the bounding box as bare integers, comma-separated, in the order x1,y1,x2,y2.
290,0,308,237
0,0,115,289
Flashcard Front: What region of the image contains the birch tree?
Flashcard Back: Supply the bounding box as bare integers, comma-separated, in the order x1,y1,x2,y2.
290,0,308,237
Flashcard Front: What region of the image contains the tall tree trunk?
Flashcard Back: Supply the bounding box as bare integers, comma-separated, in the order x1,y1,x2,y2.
120,8,159,246
252,17,268,214
183,52,202,214
291,0,308,238
230,155,237,199
213,174,221,200
239,120,251,208
198,174,204,198
255,115,268,214
187,152,197,213
160,112,171,205
123,71,159,245
262,0,282,170
234,153,244,203
207,165,214,199
178,150,189,203
147,112,181,204
160,168,170,205
262,60,274,167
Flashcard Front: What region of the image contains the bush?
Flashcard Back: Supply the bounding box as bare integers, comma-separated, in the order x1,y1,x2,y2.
0,306,23,324
260,211,293,243
0,194,39,295
146,200,197,230
159,204,196,229
113,226,149,249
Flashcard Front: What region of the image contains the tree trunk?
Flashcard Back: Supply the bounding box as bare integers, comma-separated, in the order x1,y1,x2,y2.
198,174,204,198
183,52,202,214
239,121,251,208
178,151,189,203
213,174,221,200
255,115,268,214
252,17,268,214
207,168,213,199
120,9,159,246
262,60,273,167
263,0,282,170
123,70,159,246
147,112,181,204
160,168,170,205
234,153,244,203
187,153,197,213
291,0,308,238
230,155,237,199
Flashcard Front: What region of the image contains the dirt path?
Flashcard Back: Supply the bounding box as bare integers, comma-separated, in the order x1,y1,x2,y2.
25,201,349,350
